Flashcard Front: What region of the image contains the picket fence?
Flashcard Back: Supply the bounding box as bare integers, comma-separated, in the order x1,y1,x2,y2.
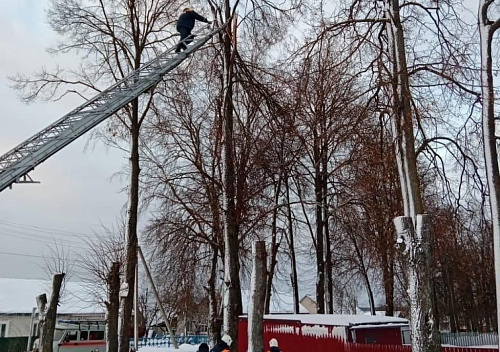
440,332,498,347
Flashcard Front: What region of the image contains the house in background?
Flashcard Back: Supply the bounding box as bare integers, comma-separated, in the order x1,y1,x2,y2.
0,278,105,338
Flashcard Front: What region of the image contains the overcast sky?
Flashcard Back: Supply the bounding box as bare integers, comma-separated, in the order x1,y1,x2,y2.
0,0,128,280
0,0,482,283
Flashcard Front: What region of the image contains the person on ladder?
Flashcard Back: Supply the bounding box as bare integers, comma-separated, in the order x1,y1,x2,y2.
175,7,212,53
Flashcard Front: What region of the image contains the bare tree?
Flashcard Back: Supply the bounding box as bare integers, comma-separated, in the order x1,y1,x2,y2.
11,1,183,350
478,0,500,337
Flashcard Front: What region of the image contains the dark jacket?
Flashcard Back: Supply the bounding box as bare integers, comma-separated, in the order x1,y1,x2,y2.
210,341,230,352
177,11,209,31
198,343,210,352
269,347,281,352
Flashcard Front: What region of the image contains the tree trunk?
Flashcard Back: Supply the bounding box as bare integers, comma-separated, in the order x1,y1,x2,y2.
208,244,221,346
363,272,376,316
314,138,325,314
248,241,267,352
39,273,65,352
107,262,121,352
222,13,242,349
478,1,500,338
265,179,281,314
394,216,439,352
385,0,439,350
36,294,47,352
120,110,140,352
285,176,300,314
381,252,395,316
323,152,333,314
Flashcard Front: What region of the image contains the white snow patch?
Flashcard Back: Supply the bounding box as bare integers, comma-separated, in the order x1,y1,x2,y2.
262,314,408,327
301,325,329,338
264,324,295,334
350,323,409,329
332,326,347,339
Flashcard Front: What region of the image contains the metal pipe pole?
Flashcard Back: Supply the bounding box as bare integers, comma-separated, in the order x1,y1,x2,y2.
138,246,179,349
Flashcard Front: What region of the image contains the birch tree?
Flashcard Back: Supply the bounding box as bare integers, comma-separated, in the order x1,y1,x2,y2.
478,0,500,338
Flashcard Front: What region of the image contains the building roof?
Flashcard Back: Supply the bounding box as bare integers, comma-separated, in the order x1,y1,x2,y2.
262,314,408,327
0,278,104,314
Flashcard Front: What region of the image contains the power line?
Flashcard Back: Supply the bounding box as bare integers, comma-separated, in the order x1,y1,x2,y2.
0,250,55,259
0,227,89,246
0,250,88,266
0,218,98,238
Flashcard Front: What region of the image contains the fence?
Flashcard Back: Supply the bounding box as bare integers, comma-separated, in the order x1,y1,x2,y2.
440,332,499,347
345,342,498,352
134,335,209,349
0,337,29,352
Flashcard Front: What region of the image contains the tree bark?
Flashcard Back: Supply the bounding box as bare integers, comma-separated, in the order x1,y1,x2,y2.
222,13,242,349
394,216,439,352
208,244,221,346
120,114,140,352
314,138,325,314
39,273,65,352
107,262,121,352
385,0,439,350
285,176,300,314
323,159,333,314
36,294,47,352
265,179,282,314
381,251,395,316
248,241,267,352
478,0,500,339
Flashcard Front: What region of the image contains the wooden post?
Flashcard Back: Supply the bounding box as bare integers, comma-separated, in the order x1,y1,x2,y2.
248,241,267,352
137,246,178,348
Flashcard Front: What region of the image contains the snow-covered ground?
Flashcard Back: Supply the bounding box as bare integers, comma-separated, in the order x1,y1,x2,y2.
138,343,200,352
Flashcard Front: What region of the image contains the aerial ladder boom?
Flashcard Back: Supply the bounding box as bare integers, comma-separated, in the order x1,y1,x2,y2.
0,23,227,193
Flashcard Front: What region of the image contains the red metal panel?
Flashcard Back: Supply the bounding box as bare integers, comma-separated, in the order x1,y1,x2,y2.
238,317,249,352
353,328,403,345
238,316,498,352
263,318,303,352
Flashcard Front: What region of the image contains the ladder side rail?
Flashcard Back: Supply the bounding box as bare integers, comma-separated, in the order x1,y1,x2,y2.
0,50,187,190
0,23,227,168
0,23,229,192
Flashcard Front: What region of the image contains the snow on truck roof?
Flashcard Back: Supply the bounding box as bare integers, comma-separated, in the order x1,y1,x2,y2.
262,314,409,327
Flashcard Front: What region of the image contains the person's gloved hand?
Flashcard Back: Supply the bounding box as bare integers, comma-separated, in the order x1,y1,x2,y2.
207,20,213,24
